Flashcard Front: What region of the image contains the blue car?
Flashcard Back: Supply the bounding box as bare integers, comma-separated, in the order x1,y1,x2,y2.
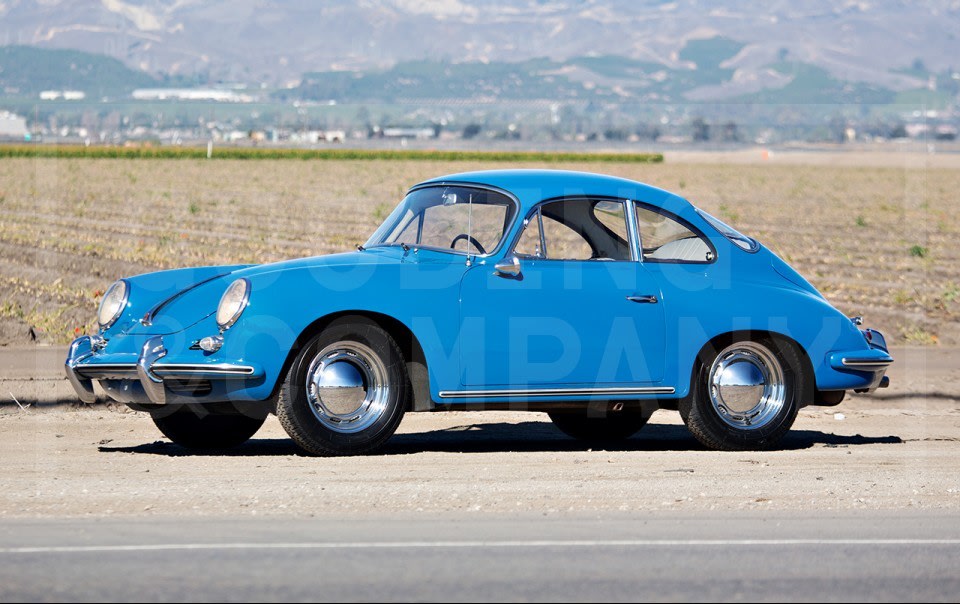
65,169,892,454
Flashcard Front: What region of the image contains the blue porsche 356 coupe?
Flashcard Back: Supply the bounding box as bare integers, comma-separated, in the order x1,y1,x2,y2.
66,169,891,454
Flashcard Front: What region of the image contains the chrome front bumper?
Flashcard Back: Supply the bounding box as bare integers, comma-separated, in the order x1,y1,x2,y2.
64,336,98,403
64,335,258,404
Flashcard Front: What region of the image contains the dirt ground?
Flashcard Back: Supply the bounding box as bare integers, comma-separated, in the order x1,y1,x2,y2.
1,346,957,519
1,152,958,347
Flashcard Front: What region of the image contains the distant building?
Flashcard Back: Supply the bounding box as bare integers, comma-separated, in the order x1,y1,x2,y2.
903,123,958,140
935,125,957,141
293,130,346,143
0,111,28,139
381,127,436,139
40,90,86,101
132,88,254,102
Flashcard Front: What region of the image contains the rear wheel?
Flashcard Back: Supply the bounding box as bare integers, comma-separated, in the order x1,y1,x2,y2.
548,408,651,442
680,337,802,451
277,318,409,456
151,405,266,450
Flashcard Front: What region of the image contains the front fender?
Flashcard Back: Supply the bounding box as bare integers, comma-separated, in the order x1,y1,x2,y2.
210,259,465,401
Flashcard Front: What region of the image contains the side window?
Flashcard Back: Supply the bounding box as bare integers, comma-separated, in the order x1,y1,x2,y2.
592,200,630,246
515,214,544,258
635,204,712,263
514,199,631,261
541,213,593,260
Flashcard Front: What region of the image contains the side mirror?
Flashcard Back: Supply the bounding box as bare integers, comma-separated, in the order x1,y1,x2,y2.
494,255,521,277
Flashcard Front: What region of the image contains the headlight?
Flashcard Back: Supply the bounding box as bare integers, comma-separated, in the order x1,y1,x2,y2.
216,278,250,330
97,279,129,330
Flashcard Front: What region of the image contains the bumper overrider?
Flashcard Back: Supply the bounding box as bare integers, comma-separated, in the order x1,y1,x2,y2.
827,327,893,393
65,335,262,405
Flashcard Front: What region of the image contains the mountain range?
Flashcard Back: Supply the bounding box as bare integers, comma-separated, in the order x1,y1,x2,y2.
0,0,957,102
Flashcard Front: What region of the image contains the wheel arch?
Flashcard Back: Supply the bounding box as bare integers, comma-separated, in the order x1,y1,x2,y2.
272,310,432,412
688,329,816,407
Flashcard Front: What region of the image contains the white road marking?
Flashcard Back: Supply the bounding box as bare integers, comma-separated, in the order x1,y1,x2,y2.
2,539,959,554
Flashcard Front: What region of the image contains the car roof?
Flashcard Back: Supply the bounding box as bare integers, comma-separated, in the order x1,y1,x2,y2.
416,169,688,213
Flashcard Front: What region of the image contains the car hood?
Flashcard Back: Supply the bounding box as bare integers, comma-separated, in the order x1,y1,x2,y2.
233,247,405,279
124,249,407,335
120,267,248,336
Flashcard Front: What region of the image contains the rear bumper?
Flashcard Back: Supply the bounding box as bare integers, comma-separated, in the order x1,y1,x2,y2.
825,328,893,394
65,335,262,405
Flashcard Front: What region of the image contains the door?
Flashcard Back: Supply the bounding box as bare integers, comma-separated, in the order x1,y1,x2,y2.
458,198,666,388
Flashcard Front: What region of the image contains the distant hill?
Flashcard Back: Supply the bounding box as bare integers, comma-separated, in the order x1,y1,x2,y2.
284,37,925,106
0,46,156,98
0,0,956,99
2,38,954,109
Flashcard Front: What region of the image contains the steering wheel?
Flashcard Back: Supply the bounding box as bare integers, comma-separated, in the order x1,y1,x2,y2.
450,233,486,254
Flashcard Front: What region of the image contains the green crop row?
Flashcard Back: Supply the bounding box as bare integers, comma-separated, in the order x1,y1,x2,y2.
0,144,663,163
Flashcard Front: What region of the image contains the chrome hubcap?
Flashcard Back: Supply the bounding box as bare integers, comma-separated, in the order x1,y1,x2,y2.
305,341,389,434
708,341,785,430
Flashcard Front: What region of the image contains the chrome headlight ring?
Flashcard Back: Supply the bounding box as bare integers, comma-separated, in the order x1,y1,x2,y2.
216,278,251,331
98,279,130,331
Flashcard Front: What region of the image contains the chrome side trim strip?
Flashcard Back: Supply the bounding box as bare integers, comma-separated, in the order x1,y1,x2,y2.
438,386,676,399
152,364,256,377
841,357,894,369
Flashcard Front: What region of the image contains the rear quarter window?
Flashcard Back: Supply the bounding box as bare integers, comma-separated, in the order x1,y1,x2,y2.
636,204,713,263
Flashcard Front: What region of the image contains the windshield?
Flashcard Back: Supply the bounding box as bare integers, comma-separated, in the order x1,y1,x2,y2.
365,185,517,256
696,208,760,253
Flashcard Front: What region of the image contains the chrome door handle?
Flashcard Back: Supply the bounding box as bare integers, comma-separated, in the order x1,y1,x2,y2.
627,295,658,304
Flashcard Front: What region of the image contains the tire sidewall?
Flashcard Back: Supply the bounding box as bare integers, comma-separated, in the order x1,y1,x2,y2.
279,319,407,455
687,337,801,450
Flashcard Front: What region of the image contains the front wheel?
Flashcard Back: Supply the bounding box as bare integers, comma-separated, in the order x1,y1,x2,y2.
151,405,266,450
277,319,409,456
680,338,803,451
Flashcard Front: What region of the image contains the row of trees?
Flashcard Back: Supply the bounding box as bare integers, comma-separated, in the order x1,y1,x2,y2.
460,118,739,142
459,117,933,143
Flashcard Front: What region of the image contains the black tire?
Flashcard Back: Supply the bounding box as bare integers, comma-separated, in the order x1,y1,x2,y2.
548,408,651,442
277,318,409,456
680,336,803,451
151,405,265,450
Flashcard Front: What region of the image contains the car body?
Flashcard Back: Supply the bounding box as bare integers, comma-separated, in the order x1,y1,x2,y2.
66,169,892,453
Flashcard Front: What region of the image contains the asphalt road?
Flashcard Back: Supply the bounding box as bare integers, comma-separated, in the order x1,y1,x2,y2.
1,514,959,602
